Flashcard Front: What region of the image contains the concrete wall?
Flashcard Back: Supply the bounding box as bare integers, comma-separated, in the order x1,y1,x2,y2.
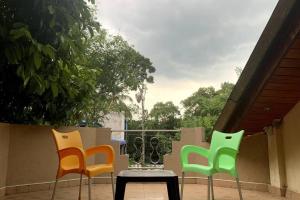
94,128,128,182
164,128,270,190
6,125,59,185
266,125,287,197
237,133,270,184
268,129,282,189
0,124,272,195
0,123,10,196
0,124,128,195
164,127,209,179
265,102,300,199
281,102,300,197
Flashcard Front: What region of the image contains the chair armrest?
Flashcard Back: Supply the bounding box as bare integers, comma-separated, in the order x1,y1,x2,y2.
58,147,86,170
180,145,209,165
212,146,238,167
85,145,115,164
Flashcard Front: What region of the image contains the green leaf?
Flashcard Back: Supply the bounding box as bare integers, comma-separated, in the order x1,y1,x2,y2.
49,18,55,28
33,75,45,95
42,44,55,59
10,29,25,40
60,35,65,44
88,26,94,37
12,22,26,29
37,43,42,51
146,76,154,83
33,51,41,69
16,66,25,79
10,27,32,40
24,76,30,87
48,5,55,14
51,83,58,97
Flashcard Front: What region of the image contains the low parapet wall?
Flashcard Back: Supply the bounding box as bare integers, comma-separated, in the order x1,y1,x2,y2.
0,124,128,196
0,123,10,196
0,125,271,196
164,128,270,191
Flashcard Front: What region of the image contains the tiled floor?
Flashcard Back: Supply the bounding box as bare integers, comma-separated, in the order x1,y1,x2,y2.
1,183,285,200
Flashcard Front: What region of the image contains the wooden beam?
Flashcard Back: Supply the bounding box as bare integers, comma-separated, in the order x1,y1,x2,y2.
285,49,300,59
279,58,300,68
214,0,300,133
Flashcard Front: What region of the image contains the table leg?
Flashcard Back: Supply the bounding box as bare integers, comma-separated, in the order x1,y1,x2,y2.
167,177,180,200
115,177,126,200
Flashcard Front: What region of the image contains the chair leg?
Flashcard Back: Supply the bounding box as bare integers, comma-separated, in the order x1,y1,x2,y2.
181,172,185,200
111,172,115,200
210,176,214,200
51,179,58,200
236,177,243,200
78,173,83,200
88,177,92,200
207,176,210,200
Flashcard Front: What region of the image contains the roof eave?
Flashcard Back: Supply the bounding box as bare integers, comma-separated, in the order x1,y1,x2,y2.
214,0,300,133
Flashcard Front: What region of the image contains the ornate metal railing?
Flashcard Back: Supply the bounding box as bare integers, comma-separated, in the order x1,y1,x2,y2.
111,130,181,168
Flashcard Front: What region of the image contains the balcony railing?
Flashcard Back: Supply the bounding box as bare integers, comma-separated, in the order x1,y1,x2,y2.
111,129,181,168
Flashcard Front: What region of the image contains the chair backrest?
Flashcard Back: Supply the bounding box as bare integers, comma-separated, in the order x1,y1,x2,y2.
52,129,84,151
208,130,244,169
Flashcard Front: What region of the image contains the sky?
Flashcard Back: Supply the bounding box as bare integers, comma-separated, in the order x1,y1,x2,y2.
95,0,278,111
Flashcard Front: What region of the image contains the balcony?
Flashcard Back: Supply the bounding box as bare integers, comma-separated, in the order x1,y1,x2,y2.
2,183,284,200
0,123,296,199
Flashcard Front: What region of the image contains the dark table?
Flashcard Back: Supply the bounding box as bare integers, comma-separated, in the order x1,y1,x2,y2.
115,170,180,200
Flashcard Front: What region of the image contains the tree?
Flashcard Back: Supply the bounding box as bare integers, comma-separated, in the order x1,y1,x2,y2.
148,101,181,129
181,83,234,136
0,0,100,124
0,1,155,126
182,87,216,118
81,33,155,124
147,101,181,160
235,66,243,77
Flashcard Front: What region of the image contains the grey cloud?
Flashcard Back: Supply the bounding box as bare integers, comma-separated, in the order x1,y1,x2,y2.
96,0,278,81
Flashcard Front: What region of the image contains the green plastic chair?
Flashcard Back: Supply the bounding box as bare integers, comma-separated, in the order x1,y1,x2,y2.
180,130,244,200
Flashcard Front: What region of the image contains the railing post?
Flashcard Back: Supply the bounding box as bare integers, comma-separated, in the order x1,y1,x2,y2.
141,130,145,166
111,129,181,168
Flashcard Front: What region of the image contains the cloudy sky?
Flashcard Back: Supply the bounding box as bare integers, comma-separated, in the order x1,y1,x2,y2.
95,0,278,111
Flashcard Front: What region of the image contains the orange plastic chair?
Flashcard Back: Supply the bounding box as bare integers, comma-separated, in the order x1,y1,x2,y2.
51,129,115,200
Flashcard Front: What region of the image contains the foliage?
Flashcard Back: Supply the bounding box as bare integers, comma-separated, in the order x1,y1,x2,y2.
128,83,234,133
82,33,155,124
181,82,234,136
0,0,100,124
235,66,243,77
148,101,181,129
127,101,181,165
0,0,155,125
127,83,234,165
149,101,180,122
147,101,181,159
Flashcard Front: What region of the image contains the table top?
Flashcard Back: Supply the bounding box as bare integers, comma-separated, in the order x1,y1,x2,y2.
118,170,177,177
